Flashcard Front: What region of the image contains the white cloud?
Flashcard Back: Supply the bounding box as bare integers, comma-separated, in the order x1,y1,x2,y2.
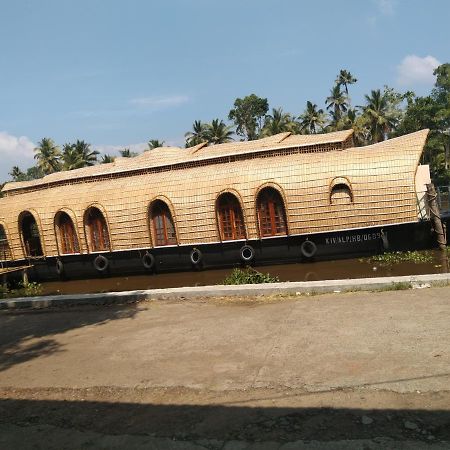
396,55,441,86
375,0,396,16
0,131,35,159
130,95,189,109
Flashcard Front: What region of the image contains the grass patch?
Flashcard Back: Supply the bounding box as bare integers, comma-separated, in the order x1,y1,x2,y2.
223,267,280,285
366,250,433,265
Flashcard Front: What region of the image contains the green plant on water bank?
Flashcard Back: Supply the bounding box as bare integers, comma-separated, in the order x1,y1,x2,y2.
0,281,43,299
223,267,280,285
365,250,433,265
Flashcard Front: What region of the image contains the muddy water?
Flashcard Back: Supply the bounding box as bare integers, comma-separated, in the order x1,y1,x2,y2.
40,250,450,296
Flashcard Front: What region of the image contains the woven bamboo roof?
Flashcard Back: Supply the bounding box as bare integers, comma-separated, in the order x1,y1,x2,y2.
0,129,429,260
1,129,354,194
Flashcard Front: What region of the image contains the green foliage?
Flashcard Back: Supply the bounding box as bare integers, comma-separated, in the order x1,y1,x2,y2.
204,119,234,144
34,137,62,174
148,139,165,150
299,101,326,134
368,250,433,265
119,148,138,158
223,268,279,285
228,94,269,140
185,120,208,147
100,154,115,164
261,108,298,136
0,281,43,299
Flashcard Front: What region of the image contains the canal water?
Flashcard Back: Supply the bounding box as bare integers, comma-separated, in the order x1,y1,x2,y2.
40,250,450,296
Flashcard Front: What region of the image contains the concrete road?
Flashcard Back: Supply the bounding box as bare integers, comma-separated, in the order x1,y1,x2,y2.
1,287,450,448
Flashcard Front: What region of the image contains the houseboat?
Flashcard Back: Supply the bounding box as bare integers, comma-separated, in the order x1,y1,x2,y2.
0,129,433,281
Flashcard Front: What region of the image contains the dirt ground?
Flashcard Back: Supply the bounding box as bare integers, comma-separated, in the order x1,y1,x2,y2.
1,288,450,448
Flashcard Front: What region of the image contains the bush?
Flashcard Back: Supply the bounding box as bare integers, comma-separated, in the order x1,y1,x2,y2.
223,268,279,285
0,281,42,299
367,251,433,265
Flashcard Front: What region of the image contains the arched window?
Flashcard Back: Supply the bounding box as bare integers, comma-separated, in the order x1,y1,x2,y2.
150,200,177,246
0,224,12,261
216,193,246,241
55,212,80,254
20,212,43,257
330,182,353,205
256,187,288,237
84,207,110,252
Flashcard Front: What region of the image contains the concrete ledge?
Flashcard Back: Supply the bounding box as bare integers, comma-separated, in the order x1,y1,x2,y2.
1,273,450,310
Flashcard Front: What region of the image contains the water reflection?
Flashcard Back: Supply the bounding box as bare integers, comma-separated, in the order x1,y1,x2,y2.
40,250,449,296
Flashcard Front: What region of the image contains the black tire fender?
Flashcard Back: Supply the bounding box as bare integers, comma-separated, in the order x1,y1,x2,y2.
190,248,202,265
142,252,155,270
94,254,109,272
240,244,255,263
56,258,64,276
301,240,317,258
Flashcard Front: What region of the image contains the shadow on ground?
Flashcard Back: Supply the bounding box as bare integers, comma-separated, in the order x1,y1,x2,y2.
0,304,139,372
0,397,449,446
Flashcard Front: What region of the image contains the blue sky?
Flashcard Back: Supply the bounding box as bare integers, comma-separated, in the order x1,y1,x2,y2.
0,0,448,180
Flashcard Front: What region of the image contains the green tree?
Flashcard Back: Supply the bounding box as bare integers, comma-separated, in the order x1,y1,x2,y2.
62,144,84,170
148,139,165,150
261,108,297,136
101,154,115,164
326,85,348,122
185,120,208,147
9,166,26,181
74,140,99,166
299,101,327,134
34,138,61,174
335,69,357,95
228,94,269,140
204,119,234,145
119,148,138,158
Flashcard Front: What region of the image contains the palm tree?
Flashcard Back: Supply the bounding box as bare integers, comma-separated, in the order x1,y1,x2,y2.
261,108,296,136
62,143,84,170
185,120,208,147
73,140,99,166
362,89,397,143
119,148,138,158
299,101,327,134
147,139,165,150
9,166,26,181
335,69,357,95
34,138,61,174
341,108,370,146
326,85,348,121
204,119,234,145
101,154,115,164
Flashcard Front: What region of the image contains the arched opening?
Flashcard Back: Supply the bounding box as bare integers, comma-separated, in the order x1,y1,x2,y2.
150,200,177,246
19,212,43,257
84,207,110,252
330,183,353,205
55,211,80,254
256,187,288,237
216,193,246,241
0,224,12,261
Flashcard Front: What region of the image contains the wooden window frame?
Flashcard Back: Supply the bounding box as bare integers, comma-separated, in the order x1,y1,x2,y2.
217,193,246,241
56,212,80,254
256,188,288,238
0,224,12,261
151,201,177,247
330,183,353,205
85,207,110,252
20,212,44,257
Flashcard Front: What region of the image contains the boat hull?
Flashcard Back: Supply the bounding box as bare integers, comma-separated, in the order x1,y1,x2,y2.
2,221,434,283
